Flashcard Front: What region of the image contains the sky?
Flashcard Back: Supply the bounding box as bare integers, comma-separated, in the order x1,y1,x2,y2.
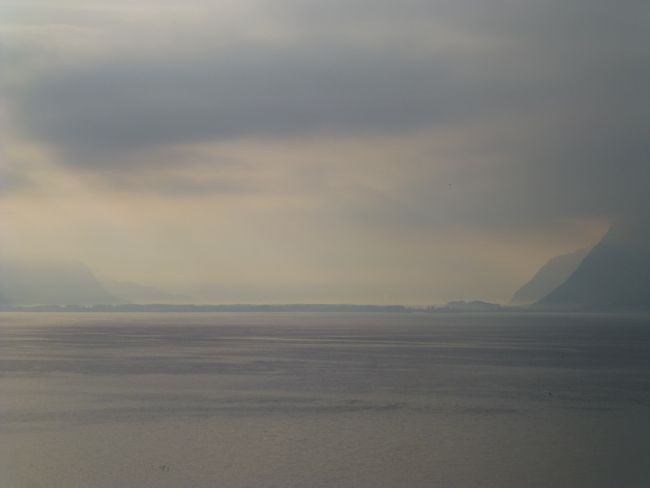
0,0,647,304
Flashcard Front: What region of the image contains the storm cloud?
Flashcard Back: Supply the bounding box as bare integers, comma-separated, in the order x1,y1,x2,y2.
5,0,647,207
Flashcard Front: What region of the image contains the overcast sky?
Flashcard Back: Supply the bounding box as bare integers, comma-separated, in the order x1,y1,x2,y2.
0,0,647,304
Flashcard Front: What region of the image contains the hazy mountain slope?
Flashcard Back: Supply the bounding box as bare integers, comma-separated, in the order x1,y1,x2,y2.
101,280,190,304
0,258,123,306
511,248,589,305
537,219,650,311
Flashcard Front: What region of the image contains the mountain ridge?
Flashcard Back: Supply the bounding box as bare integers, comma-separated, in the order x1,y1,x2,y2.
511,248,589,305
537,218,650,311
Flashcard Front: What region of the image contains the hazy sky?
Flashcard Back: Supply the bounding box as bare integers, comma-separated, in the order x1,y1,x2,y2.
0,0,647,304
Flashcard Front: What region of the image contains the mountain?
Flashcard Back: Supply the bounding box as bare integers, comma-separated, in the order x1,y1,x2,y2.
0,258,123,306
101,280,190,304
511,248,589,305
537,218,650,311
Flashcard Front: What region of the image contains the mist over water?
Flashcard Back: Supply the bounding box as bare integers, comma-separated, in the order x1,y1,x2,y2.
1,312,649,487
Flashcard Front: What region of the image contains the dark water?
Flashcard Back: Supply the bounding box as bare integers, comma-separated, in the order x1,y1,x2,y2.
1,312,649,487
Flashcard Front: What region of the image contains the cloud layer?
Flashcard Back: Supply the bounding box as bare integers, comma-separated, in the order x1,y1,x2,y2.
1,0,647,302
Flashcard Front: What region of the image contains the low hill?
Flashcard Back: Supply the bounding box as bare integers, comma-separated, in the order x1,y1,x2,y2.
0,258,122,306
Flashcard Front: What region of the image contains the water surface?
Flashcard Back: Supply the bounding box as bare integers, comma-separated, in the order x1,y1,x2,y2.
1,312,649,487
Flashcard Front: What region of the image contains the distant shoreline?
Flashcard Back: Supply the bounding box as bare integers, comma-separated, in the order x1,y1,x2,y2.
0,303,508,313
2,303,648,314
0,304,413,313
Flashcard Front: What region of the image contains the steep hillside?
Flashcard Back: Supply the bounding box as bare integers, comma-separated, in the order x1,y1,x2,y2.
511,248,588,305
537,219,650,311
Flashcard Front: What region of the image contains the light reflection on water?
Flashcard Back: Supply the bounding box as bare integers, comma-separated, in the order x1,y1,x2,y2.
1,312,649,487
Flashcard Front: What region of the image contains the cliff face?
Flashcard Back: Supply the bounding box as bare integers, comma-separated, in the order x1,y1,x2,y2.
511,248,589,305
537,219,650,311
0,258,122,306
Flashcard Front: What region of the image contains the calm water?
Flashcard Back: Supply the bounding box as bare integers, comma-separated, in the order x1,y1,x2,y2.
1,312,649,487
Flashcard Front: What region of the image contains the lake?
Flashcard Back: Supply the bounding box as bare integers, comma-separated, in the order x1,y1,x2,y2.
1,312,649,487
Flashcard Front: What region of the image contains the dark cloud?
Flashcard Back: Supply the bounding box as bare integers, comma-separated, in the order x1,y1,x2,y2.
3,0,649,222
11,43,525,164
